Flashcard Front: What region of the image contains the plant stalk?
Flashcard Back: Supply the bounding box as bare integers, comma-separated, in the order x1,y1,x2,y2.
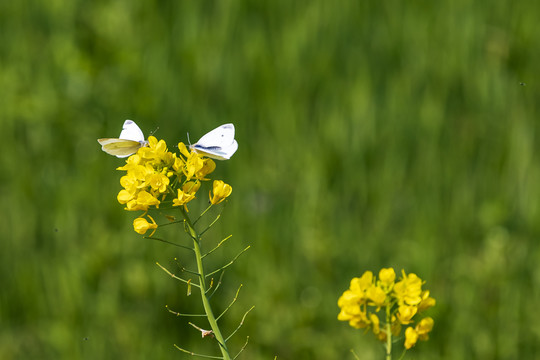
181,208,231,360
386,303,392,360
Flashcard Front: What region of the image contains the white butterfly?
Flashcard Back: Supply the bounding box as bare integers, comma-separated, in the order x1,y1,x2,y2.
98,120,148,158
190,123,238,160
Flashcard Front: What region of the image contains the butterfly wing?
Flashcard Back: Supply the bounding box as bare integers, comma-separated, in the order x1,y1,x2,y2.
119,120,145,142
191,140,238,160
97,138,143,158
195,123,235,146
191,124,238,160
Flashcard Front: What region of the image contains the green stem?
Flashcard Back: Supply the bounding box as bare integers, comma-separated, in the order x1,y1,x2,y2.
385,304,392,360
181,208,231,360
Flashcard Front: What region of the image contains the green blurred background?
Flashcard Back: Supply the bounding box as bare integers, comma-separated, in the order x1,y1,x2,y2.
1,0,540,359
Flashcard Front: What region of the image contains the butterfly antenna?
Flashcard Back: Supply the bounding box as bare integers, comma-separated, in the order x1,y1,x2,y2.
150,126,160,136
187,132,192,146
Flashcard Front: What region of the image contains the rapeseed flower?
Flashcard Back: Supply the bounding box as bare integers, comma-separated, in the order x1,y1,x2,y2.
404,326,419,349
173,181,201,209
209,180,232,205
133,215,158,236
378,268,395,289
404,316,434,349
393,270,423,306
338,268,435,354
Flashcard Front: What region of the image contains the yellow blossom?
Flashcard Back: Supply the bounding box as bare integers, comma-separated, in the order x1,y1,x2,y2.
120,174,139,194
177,142,191,158
136,190,160,207
351,271,374,294
145,171,170,193
379,268,396,289
117,189,134,204
184,154,205,180
176,143,216,178
338,290,369,329
366,285,386,307
404,326,418,349
173,155,185,173
139,136,169,163
396,305,417,325
198,158,216,178
125,190,160,211
370,313,381,337
393,270,423,306
337,289,362,307
209,180,232,205
417,290,436,312
340,305,370,329
337,302,357,321
117,153,142,171
133,215,158,236
415,317,434,340
403,317,434,349
338,271,376,330
173,181,201,208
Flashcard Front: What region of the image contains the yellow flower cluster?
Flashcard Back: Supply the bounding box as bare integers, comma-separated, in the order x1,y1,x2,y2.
115,137,232,235
338,268,435,349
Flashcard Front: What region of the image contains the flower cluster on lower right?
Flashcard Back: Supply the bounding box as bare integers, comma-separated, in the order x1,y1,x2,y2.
338,268,435,353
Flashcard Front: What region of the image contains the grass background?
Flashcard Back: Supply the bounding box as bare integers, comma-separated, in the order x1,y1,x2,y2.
1,0,540,359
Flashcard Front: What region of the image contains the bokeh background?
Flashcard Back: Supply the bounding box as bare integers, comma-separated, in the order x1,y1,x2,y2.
2,1,540,359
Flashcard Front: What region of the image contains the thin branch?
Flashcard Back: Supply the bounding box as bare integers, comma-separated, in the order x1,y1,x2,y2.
193,204,214,225
216,285,243,321
156,219,185,227
174,258,201,276
145,236,193,250
180,267,201,276
173,344,223,359
225,306,254,342
199,212,223,236
166,305,206,317
156,262,200,288
202,235,233,259
233,337,250,360
207,270,225,299
206,246,251,278
397,348,407,360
